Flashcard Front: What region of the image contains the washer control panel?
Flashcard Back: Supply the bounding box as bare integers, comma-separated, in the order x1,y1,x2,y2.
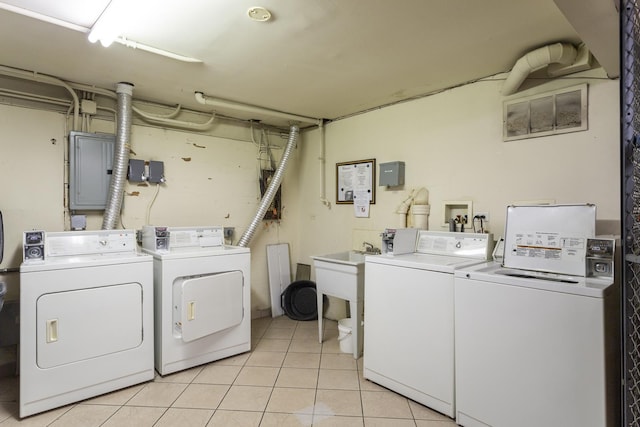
416,230,493,260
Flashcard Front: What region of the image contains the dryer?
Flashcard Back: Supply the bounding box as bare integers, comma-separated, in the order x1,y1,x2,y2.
363,231,493,418
141,226,250,376
19,229,154,418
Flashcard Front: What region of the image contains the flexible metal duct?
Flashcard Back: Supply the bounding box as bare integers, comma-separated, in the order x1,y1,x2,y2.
502,42,577,95
102,82,133,230
237,124,299,247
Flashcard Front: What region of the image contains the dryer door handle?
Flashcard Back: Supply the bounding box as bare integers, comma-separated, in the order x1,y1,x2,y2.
46,319,58,343
187,301,196,321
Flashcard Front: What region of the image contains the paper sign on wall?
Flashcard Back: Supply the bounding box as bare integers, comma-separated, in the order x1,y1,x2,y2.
353,190,370,218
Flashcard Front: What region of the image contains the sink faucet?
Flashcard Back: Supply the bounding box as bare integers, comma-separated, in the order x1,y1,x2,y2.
363,241,381,254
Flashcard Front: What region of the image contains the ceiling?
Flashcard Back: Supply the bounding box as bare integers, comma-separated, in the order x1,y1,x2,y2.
0,0,619,128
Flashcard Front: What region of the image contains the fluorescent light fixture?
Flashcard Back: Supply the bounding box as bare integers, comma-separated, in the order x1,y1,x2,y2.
116,37,203,63
0,0,202,63
87,1,122,47
86,0,202,61
88,25,118,47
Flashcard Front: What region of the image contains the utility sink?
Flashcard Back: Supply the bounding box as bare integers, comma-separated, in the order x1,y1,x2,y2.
311,251,369,300
311,250,369,359
312,250,367,266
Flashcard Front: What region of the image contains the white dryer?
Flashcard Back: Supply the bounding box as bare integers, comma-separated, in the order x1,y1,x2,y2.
19,229,154,418
363,231,493,418
141,226,250,376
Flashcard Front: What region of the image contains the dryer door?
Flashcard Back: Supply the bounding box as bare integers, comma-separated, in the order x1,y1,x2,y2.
175,271,244,343
36,283,143,369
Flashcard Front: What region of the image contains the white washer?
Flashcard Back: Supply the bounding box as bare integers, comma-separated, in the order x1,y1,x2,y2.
141,226,250,376
19,230,154,418
454,205,617,427
364,231,492,418
454,261,618,427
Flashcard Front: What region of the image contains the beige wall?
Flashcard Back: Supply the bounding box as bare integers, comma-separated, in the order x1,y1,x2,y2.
0,107,302,314
295,69,620,270
0,67,620,317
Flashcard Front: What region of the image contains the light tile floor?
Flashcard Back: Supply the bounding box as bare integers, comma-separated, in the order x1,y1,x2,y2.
0,316,457,426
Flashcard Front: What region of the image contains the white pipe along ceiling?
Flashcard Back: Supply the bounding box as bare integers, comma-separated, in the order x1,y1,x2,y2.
194,92,321,126
501,42,592,96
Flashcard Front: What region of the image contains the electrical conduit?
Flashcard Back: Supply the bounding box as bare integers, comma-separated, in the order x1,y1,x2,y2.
0,65,80,130
318,120,331,208
102,82,133,230
237,124,299,247
195,92,319,125
132,105,216,130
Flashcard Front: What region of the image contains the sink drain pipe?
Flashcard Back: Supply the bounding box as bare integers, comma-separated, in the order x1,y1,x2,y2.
102,82,134,230
237,124,299,247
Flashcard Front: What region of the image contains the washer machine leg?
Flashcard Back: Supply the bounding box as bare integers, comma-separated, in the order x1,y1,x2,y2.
352,299,363,359
317,291,324,344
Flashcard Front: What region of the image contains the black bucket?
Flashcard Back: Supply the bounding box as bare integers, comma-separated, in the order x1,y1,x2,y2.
281,280,320,321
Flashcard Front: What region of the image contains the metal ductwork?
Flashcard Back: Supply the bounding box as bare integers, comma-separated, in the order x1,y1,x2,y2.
237,124,299,247
502,42,591,96
102,82,133,230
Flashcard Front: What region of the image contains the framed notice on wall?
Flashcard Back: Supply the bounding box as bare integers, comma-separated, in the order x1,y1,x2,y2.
336,159,376,204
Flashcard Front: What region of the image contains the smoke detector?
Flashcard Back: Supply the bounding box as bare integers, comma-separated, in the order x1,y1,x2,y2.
247,6,272,22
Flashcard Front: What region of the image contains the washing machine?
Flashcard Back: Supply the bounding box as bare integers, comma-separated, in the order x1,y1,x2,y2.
454,204,619,427
363,230,493,418
19,229,154,418
141,226,250,376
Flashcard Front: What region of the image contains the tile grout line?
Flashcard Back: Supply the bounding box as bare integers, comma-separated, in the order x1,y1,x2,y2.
4,316,460,426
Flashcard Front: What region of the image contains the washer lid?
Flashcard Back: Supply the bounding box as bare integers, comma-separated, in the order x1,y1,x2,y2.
503,204,596,276
455,261,613,297
365,252,486,273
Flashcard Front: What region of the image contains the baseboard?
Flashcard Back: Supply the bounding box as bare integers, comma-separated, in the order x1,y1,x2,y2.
252,308,272,319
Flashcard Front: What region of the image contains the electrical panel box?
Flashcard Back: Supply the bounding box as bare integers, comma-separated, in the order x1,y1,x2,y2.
379,161,405,186
69,132,115,210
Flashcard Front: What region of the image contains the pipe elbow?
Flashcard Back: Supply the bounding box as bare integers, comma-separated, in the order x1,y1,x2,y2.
502,43,578,96
549,42,577,64
501,59,531,95
194,91,206,105
525,43,576,70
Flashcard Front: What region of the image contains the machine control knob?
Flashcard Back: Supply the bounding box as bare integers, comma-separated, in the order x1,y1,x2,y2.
26,246,43,259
